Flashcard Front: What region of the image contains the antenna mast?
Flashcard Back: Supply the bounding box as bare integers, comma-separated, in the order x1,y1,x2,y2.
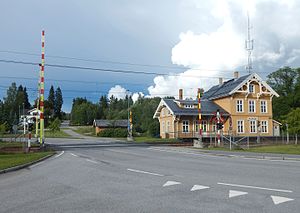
245,12,253,73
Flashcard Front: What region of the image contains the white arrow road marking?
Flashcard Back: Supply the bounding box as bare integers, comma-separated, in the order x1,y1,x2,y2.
229,190,248,198
190,185,210,191
163,181,181,187
271,196,294,205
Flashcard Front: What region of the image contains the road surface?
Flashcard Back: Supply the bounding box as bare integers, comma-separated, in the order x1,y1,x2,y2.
0,139,299,213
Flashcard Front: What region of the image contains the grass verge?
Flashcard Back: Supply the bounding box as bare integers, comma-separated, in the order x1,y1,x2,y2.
0,142,39,148
247,145,300,155
202,144,300,155
134,136,180,143
0,151,55,170
44,130,71,138
73,126,95,137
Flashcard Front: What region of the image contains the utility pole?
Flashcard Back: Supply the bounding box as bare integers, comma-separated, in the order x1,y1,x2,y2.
39,30,45,146
286,123,289,144
216,109,221,146
194,88,203,148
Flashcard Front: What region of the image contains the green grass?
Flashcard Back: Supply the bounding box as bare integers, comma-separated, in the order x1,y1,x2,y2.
0,151,55,170
248,145,300,155
0,142,39,148
73,126,95,136
44,130,71,138
134,136,180,143
202,145,300,155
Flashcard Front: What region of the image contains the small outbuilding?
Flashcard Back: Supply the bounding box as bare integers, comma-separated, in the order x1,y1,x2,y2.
93,119,128,135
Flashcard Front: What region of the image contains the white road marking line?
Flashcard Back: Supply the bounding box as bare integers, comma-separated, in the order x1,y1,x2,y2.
218,182,293,193
29,161,45,168
229,190,248,198
86,159,98,164
127,168,164,177
61,144,126,148
163,181,181,187
271,195,294,205
70,153,78,157
191,185,210,191
54,151,64,158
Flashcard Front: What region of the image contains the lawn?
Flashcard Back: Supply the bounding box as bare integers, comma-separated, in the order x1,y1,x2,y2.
44,130,71,138
248,145,300,155
0,151,55,170
202,144,300,155
0,142,39,148
134,136,180,143
73,126,95,136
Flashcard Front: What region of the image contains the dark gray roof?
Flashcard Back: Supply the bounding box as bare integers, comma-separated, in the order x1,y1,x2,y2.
163,99,228,116
202,74,251,100
93,119,128,127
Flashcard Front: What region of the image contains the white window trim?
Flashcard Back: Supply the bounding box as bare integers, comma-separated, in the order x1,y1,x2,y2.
201,120,207,132
260,100,267,113
237,120,244,134
162,121,165,133
248,100,256,113
249,84,255,93
261,120,268,133
182,120,189,133
166,121,170,133
249,120,257,133
236,99,244,113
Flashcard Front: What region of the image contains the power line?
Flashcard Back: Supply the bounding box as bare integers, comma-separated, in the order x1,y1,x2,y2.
0,59,234,79
0,49,251,73
0,75,150,87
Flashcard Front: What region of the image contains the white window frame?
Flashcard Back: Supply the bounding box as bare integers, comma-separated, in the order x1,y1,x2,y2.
162,121,165,133
261,120,268,133
237,120,244,134
201,120,207,132
195,121,199,132
166,121,170,133
182,120,189,133
249,100,256,113
249,84,255,93
260,100,267,113
250,120,257,133
236,99,243,113
184,104,193,108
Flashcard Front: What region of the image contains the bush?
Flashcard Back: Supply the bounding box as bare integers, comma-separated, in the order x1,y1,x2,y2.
49,118,61,132
97,128,128,138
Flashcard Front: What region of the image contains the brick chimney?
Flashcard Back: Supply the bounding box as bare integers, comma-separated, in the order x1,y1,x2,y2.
234,71,239,79
219,78,223,86
179,89,183,100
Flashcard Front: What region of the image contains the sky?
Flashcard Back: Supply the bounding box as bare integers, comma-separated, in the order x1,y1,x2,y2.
0,0,300,112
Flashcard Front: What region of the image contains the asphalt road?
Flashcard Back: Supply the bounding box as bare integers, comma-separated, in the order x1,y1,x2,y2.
0,139,299,213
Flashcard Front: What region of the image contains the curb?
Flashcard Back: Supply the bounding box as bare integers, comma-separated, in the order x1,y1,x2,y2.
0,152,56,175
193,149,300,161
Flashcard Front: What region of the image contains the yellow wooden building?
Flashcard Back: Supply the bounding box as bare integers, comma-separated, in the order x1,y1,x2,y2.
153,72,281,139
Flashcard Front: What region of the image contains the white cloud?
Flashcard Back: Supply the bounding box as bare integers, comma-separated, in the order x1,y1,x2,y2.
132,92,145,102
108,85,127,99
108,85,144,102
148,0,300,99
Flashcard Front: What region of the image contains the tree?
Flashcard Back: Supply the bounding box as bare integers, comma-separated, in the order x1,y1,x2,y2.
54,87,63,119
49,117,61,132
48,85,55,112
3,82,18,127
23,87,31,110
267,67,300,120
284,108,300,144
